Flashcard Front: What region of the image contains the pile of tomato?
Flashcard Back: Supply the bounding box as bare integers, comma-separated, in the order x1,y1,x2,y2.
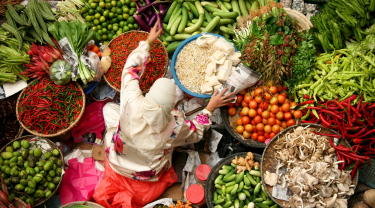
227,85,303,142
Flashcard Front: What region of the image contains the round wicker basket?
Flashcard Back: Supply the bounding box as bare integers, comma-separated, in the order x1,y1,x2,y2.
15,81,86,138
13,197,28,208
284,8,313,31
60,201,105,208
0,135,65,207
103,30,168,94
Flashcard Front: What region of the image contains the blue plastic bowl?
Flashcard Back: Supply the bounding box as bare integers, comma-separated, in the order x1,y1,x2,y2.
171,33,238,98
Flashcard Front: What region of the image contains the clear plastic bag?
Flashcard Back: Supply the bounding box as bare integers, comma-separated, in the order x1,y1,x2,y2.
49,59,73,86
81,41,105,82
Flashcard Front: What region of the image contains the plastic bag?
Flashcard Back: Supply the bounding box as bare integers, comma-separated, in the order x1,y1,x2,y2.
100,44,111,73
72,101,106,143
81,41,104,82
93,158,178,208
49,59,73,86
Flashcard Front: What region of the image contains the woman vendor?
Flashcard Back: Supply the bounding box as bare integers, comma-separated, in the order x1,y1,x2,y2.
93,20,235,208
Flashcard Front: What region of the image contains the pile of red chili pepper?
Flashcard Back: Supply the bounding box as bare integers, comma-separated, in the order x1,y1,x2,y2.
105,31,167,91
18,78,83,135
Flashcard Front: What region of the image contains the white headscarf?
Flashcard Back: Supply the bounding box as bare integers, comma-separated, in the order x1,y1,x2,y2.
142,78,176,133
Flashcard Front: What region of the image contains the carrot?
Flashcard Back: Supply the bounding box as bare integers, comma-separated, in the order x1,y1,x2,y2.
91,45,100,53
97,51,102,58
87,45,94,51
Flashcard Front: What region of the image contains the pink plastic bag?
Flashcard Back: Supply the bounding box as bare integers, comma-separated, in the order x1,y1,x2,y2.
72,101,105,143
60,157,100,205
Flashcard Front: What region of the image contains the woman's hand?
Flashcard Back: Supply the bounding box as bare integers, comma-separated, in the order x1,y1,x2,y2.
146,19,163,44
206,88,235,113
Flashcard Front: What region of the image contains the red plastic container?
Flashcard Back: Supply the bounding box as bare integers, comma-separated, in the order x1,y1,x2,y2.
195,164,212,185
185,184,206,207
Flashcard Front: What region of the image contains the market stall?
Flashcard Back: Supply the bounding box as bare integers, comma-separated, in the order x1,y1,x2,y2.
0,0,375,207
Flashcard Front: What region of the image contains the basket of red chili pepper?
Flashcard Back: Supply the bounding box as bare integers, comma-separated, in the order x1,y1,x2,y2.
103,30,168,93
16,78,85,137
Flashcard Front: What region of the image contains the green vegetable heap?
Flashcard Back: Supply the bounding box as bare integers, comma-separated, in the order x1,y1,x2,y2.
0,139,63,206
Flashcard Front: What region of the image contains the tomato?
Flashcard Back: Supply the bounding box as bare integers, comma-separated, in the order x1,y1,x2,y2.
270,132,276,138
253,115,261,124
251,133,258,140
264,93,272,100
252,125,256,132
236,95,244,103
251,120,256,125
239,89,246,95
258,136,266,142
284,112,292,121
275,119,282,126
234,102,241,107
257,108,263,115
271,105,279,113
245,124,253,132
249,100,257,109
294,110,303,119
244,95,251,103
227,103,234,108
277,95,286,104
267,104,272,112
280,127,284,132
262,86,268,91
281,91,287,98
281,103,290,112
290,109,295,115
236,126,244,134
245,92,251,96
290,102,297,107
285,98,290,104
269,86,278,94
272,125,280,133
281,121,288,129
260,102,269,110
267,80,274,87
254,88,262,96
258,131,264,136
276,111,284,120
270,112,276,118
228,107,236,115
268,117,276,126
270,97,278,105
241,100,249,107
248,109,257,117
243,130,251,139
262,118,268,124
255,96,262,104
239,111,244,117
264,133,270,139
262,110,270,119
264,125,272,133
287,119,296,127
242,116,250,125
256,123,264,131
236,118,243,126
241,107,250,116
277,86,282,92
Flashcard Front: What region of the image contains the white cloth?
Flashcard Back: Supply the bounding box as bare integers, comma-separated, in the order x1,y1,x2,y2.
103,41,213,181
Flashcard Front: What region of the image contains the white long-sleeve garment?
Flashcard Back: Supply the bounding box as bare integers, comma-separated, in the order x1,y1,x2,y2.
104,41,213,181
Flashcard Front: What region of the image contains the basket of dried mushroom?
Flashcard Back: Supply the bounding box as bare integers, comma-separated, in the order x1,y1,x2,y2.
261,123,359,208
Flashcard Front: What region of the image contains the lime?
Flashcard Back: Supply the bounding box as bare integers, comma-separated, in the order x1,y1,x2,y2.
116,8,122,15
117,15,123,21
122,7,129,13
128,9,134,15
111,18,118,23
99,2,105,8
113,22,118,26
97,25,102,30
102,22,108,28
102,34,108,40
97,30,103,35
81,7,88,13
90,2,97,8
108,33,114,40
85,15,92,22
103,10,109,17
93,0,100,2
116,1,123,7
113,25,119,31
102,28,108,34
88,0,94,5
128,24,134,29
123,13,129,19
92,26,97,31
121,5,128,10
127,16,135,24
123,21,128,25
94,13,101,19
110,7,117,13
105,0,111,2
109,12,115,19
133,23,139,29
130,7,136,12
108,24,113,30
111,1,116,7
82,13,88,18
119,21,125,27
93,19,100,25
130,2,136,8
124,0,130,5
88,22,93,27
96,6,103,13
88,9,95,15
116,30,122,35
100,16,106,22
105,3,112,9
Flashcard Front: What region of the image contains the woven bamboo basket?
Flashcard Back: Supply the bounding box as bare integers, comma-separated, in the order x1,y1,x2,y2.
284,8,313,31
103,30,168,94
15,81,86,138
13,197,28,208
0,135,65,207
60,201,105,208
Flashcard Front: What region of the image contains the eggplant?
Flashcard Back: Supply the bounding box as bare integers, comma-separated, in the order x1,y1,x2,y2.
133,14,151,32
146,10,153,16
145,0,151,5
158,4,166,15
143,13,150,23
136,1,143,8
149,13,157,26
136,0,164,14
156,13,163,28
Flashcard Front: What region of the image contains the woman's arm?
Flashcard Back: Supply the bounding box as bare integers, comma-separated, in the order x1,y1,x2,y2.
171,88,235,146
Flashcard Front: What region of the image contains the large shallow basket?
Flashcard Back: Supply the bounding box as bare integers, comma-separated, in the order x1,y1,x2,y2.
284,8,313,31
221,106,266,148
205,152,262,208
103,30,168,93
0,135,65,207
60,201,105,208
171,33,238,99
261,123,359,208
15,81,86,138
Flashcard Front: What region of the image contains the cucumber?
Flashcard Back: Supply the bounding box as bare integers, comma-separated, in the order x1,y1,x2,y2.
235,171,244,184
255,203,269,208
215,175,224,184
223,2,232,10
213,12,239,18
239,0,248,16
183,2,194,20
170,16,182,36
173,34,192,40
222,165,233,170
243,190,251,197
245,0,252,10
231,163,237,168
217,180,226,185
225,193,231,202
231,0,241,18
164,2,179,23
219,169,230,175
220,19,235,25
192,31,200,36
187,2,199,17
230,184,239,196
214,192,218,201
194,1,205,14
162,23,171,34
216,184,222,189
201,1,219,7
185,13,204,33
205,5,223,13
223,201,232,208
254,183,261,197
167,8,182,30
214,199,225,204
165,35,174,42
244,175,250,186
237,181,244,193
178,8,188,33
226,181,236,187
202,16,220,33
247,173,258,186
217,0,230,12
166,41,183,54
204,8,213,22
262,200,275,206
250,1,259,11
